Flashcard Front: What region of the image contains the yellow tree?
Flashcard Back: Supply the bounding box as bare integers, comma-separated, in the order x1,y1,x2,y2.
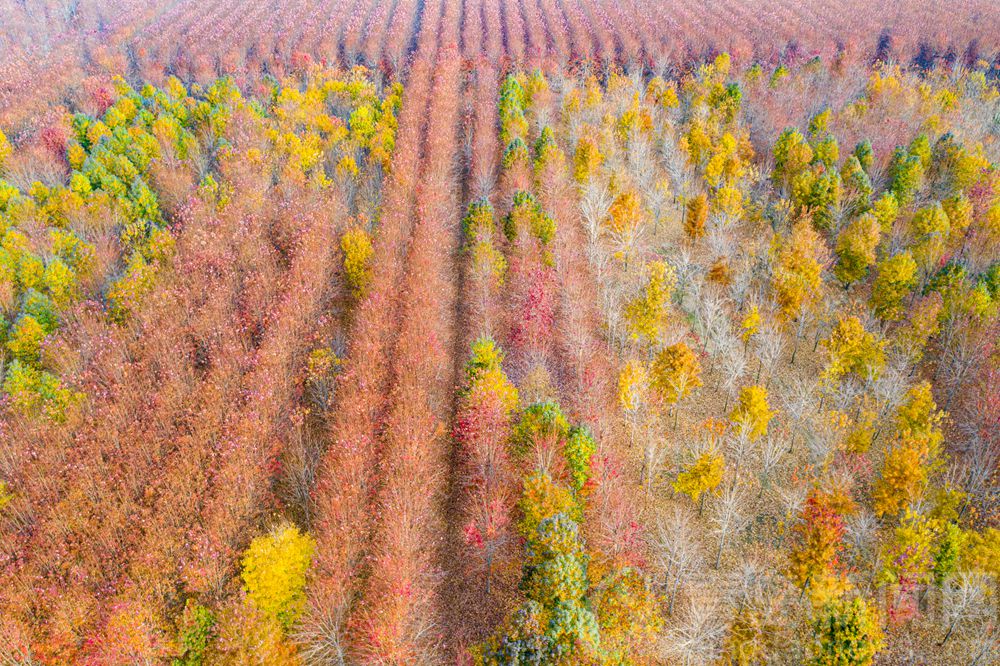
341,226,374,299
685,192,708,241
772,217,828,323
673,449,725,513
820,316,886,384
870,251,917,322
606,188,646,267
872,382,944,517
650,342,703,429
241,522,316,630
624,261,675,349
730,385,774,441
909,202,950,276
833,213,881,287
650,342,703,404
740,304,761,353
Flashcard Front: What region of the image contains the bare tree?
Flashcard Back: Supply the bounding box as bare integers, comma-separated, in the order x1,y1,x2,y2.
756,327,785,387
660,597,726,666
580,181,613,244
939,573,992,646
654,505,705,614
711,484,750,569
757,436,786,497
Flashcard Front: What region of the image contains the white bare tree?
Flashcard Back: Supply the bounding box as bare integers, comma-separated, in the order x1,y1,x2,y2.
757,436,786,497
711,484,750,569
939,572,992,646
654,505,706,614
659,597,726,666
755,327,785,387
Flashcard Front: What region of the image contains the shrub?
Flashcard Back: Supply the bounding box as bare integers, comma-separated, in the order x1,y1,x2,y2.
172,600,216,666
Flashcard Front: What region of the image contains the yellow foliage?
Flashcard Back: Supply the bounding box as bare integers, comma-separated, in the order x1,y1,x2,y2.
740,305,760,344
650,342,702,404
241,522,316,630
730,385,774,440
341,226,373,299
624,261,675,346
210,602,302,666
673,450,724,504
772,218,827,322
573,134,603,184
518,472,579,538
685,192,708,240
607,188,644,235
821,316,886,384
617,359,648,412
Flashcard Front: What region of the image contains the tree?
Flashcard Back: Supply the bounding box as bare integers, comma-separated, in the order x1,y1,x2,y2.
772,218,828,323
893,292,942,366
870,251,917,321
711,484,749,568
476,507,602,664
172,601,216,666
673,449,724,510
730,385,774,440
341,226,373,299
650,341,703,405
789,490,849,607
888,146,924,205
685,192,708,240
517,472,578,538
563,427,596,493
241,523,316,630
809,598,884,666
878,510,939,622
573,135,602,184
591,568,663,662
740,304,760,349
0,128,10,172
773,128,814,192
873,382,944,517
624,261,675,347
833,213,880,287
909,202,950,275
820,316,886,383
871,191,899,234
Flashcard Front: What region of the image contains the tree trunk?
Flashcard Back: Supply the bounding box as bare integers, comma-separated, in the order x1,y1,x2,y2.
939,619,957,646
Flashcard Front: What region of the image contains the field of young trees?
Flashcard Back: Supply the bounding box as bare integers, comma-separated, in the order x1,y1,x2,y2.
1,1,999,664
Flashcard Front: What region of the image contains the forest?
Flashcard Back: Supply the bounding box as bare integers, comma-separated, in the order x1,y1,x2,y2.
0,1,999,664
